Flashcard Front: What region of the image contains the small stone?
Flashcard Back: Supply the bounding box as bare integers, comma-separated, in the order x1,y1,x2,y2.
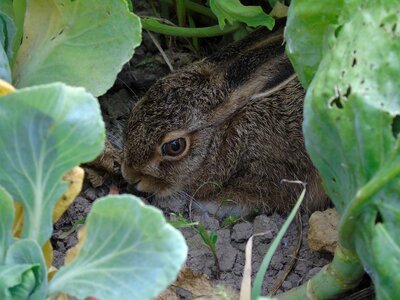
232,222,253,242
270,252,284,270
83,187,97,201
282,280,293,290
216,229,238,272
195,214,220,231
66,235,78,249
175,287,192,300
253,215,278,243
306,267,322,281
152,196,187,213
308,208,339,254
294,261,308,274
287,273,301,285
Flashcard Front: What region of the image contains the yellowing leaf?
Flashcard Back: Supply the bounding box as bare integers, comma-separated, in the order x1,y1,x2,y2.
12,202,23,237
42,240,54,270
53,166,84,223
0,79,15,95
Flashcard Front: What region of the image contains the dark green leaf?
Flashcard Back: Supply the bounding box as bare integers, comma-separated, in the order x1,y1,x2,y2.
300,0,400,297
210,0,274,30
285,0,346,87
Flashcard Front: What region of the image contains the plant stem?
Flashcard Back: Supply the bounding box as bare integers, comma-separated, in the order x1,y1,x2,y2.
160,0,217,19
141,17,239,37
276,244,364,299
175,0,186,27
188,13,199,50
339,157,400,250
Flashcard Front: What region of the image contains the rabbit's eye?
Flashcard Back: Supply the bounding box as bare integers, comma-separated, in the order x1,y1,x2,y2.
162,138,187,157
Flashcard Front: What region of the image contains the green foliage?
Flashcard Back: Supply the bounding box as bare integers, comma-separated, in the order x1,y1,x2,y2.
209,0,274,30
0,83,187,299
285,1,344,87
221,215,240,227
170,213,220,273
285,0,400,298
142,0,282,38
2,0,142,97
48,195,187,299
0,1,188,299
0,83,104,246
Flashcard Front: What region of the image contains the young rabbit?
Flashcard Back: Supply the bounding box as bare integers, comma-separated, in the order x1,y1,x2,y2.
122,28,329,214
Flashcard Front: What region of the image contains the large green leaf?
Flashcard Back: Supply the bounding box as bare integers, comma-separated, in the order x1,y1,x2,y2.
5,239,46,300
0,187,14,264
0,83,104,245
301,0,400,297
0,264,39,300
12,0,141,96
210,0,274,30
285,0,349,87
48,195,188,300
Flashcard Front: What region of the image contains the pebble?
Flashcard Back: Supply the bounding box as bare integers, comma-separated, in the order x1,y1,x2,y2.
232,222,253,242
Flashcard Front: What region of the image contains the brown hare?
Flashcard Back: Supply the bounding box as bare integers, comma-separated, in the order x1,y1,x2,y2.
122,28,328,214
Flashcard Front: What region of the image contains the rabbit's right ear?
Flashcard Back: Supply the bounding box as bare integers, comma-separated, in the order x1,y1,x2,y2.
203,29,297,127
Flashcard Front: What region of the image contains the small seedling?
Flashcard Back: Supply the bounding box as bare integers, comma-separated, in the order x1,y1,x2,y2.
170,213,221,278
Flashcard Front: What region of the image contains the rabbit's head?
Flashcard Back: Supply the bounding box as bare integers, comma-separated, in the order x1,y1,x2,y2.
122,29,296,198
122,61,230,196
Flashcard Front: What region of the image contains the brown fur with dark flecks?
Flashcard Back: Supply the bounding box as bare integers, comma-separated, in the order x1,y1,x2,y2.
122,28,329,214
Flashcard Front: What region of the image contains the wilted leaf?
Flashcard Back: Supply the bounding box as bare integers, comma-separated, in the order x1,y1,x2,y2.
48,195,188,300
12,0,142,96
269,2,288,19
64,225,87,265
157,267,238,300
53,166,85,223
300,0,400,297
210,0,274,30
0,83,104,246
0,78,14,95
42,240,53,270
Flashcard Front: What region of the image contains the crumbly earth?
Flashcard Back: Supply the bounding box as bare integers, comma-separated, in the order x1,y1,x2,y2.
51,25,335,298
52,178,332,297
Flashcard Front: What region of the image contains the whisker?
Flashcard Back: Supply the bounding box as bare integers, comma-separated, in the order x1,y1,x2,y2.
177,190,209,214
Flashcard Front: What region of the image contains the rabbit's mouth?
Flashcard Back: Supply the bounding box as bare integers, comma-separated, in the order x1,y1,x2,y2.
122,162,175,196
136,176,173,196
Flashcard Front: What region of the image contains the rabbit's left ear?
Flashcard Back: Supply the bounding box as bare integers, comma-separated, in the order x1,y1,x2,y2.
203,34,298,127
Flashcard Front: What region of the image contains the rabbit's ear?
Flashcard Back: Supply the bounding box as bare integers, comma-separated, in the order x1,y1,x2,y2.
203,32,297,127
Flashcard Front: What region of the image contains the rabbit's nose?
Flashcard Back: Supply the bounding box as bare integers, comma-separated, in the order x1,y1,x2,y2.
121,162,142,184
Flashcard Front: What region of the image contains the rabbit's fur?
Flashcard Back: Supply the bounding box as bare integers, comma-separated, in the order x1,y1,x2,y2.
122,28,329,214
